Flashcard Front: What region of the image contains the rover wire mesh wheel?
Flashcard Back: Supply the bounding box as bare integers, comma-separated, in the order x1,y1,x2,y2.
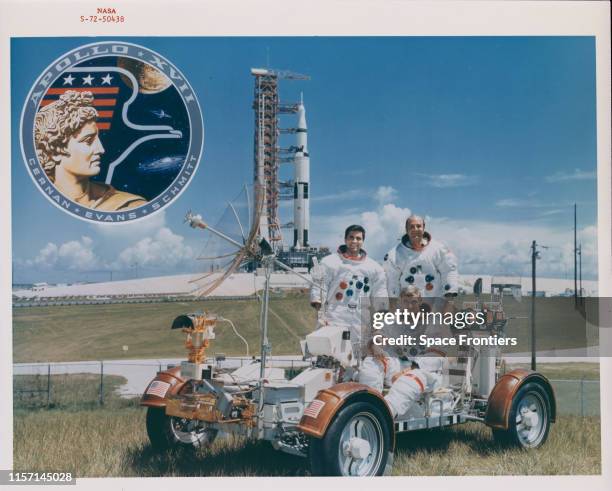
308,401,393,476
146,407,217,451
492,382,552,449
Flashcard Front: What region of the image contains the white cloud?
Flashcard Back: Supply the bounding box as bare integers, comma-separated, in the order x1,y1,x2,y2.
538,209,564,217
495,198,594,213
91,210,168,241
374,186,398,205
545,168,596,183
310,189,410,258
310,187,408,256
416,173,476,188
21,225,198,279
496,198,527,208
495,198,551,208
311,189,365,203
429,217,597,279
311,196,598,280
309,211,363,250
113,227,195,269
29,236,99,271
360,203,411,257
312,186,396,205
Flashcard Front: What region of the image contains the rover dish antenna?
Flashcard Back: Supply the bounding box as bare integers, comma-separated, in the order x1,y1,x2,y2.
187,184,264,297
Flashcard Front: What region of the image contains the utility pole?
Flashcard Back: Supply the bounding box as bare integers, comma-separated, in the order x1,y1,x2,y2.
578,242,582,301
530,240,546,371
574,203,578,307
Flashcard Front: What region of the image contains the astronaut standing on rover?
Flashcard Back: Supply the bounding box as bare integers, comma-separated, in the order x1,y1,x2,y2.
309,224,388,356
384,215,459,309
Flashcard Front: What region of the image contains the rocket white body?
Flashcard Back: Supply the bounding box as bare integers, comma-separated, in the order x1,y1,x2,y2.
293,101,310,248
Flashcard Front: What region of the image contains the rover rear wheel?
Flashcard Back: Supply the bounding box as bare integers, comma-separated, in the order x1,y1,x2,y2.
146,407,217,451
492,382,552,449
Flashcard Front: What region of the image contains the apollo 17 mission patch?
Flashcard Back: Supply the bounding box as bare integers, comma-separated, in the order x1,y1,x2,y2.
20,41,204,223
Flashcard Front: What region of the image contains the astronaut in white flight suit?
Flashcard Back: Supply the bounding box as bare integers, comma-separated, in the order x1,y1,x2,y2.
309,224,388,354
384,215,459,307
359,285,450,417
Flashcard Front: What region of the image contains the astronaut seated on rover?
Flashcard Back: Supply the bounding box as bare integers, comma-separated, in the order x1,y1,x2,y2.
358,285,451,418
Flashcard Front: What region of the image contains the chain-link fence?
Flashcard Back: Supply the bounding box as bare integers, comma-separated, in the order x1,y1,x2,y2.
549,378,600,417
13,357,308,409
12,361,153,410
13,361,600,416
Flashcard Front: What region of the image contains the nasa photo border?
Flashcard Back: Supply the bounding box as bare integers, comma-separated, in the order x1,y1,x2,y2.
1,1,611,491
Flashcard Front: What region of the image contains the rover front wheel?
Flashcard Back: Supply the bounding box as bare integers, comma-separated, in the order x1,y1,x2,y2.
309,401,393,476
146,407,217,451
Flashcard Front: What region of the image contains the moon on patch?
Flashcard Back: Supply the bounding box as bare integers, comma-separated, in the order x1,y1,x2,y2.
117,58,172,94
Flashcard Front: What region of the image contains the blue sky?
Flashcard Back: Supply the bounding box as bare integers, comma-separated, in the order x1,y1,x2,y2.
11,36,598,283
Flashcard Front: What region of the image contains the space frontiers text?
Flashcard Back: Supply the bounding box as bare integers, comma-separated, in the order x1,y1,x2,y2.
370,309,519,348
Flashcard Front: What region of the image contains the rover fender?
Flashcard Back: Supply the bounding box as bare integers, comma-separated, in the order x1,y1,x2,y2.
140,366,187,408
485,368,556,429
297,381,395,450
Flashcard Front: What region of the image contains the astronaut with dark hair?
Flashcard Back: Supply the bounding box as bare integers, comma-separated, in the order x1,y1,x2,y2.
310,224,388,354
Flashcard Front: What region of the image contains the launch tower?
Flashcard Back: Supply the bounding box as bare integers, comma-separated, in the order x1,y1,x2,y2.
251,68,329,269
251,68,308,250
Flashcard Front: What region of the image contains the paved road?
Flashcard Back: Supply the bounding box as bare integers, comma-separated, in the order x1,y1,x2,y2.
507,345,600,363
13,356,308,397
13,348,599,397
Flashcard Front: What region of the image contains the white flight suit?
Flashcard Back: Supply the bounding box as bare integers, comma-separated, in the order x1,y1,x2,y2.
359,355,447,417
358,355,401,393
359,315,450,417
385,347,451,417
384,232,459,300
310,246,388,353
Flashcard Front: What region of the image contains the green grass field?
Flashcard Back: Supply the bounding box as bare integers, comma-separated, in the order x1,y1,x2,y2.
13,294,598,363
14,408,600,477
13,295,316,362
14,373,137,411
13,368,601,477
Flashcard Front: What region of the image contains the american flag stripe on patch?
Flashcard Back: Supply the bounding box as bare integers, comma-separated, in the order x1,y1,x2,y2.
40,75,120,130
146,381,170,398
303,399,325,419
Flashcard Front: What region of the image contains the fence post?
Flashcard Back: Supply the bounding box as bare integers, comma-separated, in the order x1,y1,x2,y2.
99,361,104,406
46,364,51,407
580,377,585,417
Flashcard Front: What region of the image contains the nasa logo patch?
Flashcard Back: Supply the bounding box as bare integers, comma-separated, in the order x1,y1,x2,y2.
20,41,204,223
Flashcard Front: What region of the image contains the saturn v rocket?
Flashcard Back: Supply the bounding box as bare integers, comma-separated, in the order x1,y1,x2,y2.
293,97,310,249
